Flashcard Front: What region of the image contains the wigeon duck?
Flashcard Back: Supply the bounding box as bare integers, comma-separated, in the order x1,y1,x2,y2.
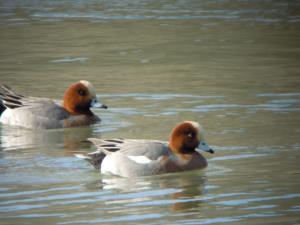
0,80,107,129
76,121,214,177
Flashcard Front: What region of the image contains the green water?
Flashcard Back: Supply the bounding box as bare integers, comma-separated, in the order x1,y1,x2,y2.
0,0,300,224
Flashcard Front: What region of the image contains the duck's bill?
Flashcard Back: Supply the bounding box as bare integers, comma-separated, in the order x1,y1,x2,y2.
91,98,108,109
197,141,214,154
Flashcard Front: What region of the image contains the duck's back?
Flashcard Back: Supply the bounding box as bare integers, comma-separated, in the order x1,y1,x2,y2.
118,139,170,159
0,100,70,129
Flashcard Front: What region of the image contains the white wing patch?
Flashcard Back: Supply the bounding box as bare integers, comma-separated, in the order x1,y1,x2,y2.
128,156,153,164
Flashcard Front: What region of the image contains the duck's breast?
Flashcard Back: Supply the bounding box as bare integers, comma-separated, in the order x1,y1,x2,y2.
63,114,100,128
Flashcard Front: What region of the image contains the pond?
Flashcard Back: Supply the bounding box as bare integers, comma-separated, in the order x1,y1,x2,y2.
0,0,300,224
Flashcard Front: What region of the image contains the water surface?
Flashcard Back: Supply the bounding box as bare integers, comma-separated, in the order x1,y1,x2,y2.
0,0,300,224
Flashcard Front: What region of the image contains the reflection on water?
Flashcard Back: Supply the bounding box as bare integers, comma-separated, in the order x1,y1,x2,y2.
1,93,300,224
1,0,300,224
1,0,299,24
0,125,93,152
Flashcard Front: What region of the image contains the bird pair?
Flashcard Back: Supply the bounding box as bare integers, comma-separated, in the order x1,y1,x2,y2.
0,81,214,177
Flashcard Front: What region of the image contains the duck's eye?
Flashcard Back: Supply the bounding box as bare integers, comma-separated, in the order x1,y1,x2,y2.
187,133,194,138
78,89,86,96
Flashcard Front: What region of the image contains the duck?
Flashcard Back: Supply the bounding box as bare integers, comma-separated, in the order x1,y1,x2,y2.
0,80,107,129
76,121,214,177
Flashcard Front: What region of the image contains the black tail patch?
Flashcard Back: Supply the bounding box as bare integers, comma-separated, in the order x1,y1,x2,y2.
0,84,25,111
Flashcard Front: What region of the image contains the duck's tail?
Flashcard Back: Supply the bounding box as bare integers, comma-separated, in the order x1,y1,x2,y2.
75,151,106,170
75,138,122,170
0,101,5,115
0,84,24,115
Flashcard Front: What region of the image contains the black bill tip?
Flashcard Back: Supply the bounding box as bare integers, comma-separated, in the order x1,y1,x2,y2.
101,104,108,109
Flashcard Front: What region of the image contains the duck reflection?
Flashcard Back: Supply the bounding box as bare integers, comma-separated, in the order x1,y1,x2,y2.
0,124,95,154
90,171,207,212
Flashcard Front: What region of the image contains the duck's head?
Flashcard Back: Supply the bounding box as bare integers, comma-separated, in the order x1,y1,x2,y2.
63,80,107,115
169,121,214,154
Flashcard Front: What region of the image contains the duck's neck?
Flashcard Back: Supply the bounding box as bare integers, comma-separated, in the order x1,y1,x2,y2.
63,100,93,116
169,139,197,155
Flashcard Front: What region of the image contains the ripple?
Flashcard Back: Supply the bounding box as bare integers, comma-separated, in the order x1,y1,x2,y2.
175,212,282,225
58,213,163,224
215,194,300,206
256,93,300,97
15,213,66,218
0,191,106,205
49,57,89,63
287,205,300,212
0,0,296,27
210,154,269,161
109,107,143,115
98,93,224,100
243,204,277,210
127,192,249,207
0,204,47,212
164,99,300,113
0,186,79,198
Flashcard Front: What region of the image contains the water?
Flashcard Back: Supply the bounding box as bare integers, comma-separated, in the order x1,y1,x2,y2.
1,0,300,224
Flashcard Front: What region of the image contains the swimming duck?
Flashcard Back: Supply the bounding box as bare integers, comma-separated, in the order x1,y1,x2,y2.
76,121,214,177
0,80,107,129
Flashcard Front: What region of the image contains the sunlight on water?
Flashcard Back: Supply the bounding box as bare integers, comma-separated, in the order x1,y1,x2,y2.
1,0,300,224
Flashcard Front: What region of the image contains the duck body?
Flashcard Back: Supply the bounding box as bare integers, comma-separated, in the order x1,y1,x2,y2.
0,101,100,129
77,121,213,177
100,140,208,177
0,81,106,129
